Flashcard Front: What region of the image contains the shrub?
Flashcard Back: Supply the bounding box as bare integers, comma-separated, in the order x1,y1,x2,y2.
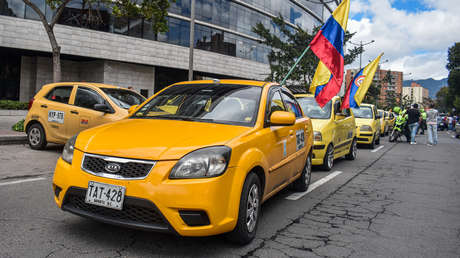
12,119,25,132
0,100,29,110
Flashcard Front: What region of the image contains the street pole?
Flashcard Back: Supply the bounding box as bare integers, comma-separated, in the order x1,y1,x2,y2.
188,0,195,81
350,40,374,70
281,46,311,85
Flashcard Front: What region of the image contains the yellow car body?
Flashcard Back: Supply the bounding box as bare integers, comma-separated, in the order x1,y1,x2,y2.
378,109,388,136
351,104,381,148
295,94,357,170
24,82,145,149
52,80,313,243
386,111,396,131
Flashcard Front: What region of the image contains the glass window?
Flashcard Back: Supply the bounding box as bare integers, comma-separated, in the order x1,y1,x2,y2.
24,0,45,20
1,0,25,18
74,87,106,110
46,86,73,104
351,107,373,119
268,90,285,117
281,91,302,118
100,88,145,109
133,84,262,127
297,96,332,119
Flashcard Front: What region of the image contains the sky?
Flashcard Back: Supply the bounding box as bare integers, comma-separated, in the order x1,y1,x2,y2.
343,0,460,80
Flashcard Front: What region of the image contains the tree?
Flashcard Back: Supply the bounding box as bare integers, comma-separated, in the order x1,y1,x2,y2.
252,16,362,92
363,82,381,105
446,42,460,114
436,86,451,112
22,0,172,82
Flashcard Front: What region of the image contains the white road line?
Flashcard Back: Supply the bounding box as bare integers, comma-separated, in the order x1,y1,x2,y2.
285,171,342,201
371,145,385,153
0,177,47,186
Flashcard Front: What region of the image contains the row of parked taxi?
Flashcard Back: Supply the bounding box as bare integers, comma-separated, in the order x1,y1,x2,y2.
24,80,394,244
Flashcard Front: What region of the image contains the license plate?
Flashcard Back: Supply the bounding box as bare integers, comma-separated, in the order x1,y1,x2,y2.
85,181,126,210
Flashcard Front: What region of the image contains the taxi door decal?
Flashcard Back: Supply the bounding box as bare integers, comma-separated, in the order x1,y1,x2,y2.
296,130,305,151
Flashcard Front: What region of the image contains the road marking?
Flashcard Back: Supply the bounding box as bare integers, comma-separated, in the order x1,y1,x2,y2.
0,177,47,186
285,171,342,200
371,145,384,153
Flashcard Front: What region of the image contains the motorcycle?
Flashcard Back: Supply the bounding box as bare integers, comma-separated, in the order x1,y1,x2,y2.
389,114,407,142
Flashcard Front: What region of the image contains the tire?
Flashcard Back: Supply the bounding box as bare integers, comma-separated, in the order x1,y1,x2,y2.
321,144,334,171
226,173,261,245
375,134,380,145
292,151,312,191
345,138,357,160
389,131,397,142
369,135,376,149
27,123,47,150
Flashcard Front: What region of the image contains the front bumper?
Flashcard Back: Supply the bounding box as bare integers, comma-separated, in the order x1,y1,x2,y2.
311,143,326,165
53,150,240,237
356,131,374,144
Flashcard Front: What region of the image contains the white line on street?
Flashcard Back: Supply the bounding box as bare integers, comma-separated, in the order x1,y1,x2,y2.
371,145,385,153
285,171,342,201
0,177,47,186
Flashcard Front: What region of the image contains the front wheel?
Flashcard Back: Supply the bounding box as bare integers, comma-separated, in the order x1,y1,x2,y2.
321,144,334,171
226,173,261,245
369,135,376,149
389,130,397,142
292,151,312,191
27,123,47,150
375,134,380,145
345,138,357,160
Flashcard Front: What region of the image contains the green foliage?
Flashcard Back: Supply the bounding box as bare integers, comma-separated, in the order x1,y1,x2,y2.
252,16,362,92
12,119,25,132
0,100,28,110
438,42,460,114
363,82,381,105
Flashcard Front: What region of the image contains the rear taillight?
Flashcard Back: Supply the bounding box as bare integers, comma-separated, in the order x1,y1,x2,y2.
28,98,34,110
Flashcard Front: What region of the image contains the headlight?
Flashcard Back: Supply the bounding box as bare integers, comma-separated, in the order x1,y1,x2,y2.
169,146,231,179
313,131,322,141
360,125,372,131
62,134,78,164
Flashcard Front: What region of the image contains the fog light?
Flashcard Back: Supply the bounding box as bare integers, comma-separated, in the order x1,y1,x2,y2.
179,210,210,226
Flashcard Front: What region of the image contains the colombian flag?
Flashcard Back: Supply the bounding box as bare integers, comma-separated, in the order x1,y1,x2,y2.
341,54,383,109
309,0,350,107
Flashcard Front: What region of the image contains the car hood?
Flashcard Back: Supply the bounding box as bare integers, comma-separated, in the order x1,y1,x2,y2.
310,118,330,131
75,118,251,160
355,118,374,127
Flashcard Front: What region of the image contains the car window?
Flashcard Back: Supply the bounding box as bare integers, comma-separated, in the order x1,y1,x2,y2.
75,87,106,110
351,106,373,119
45,86,73,104
100,88,145,109
280,91,303,118
297,97,332,119
133,84,262,127
378,110,384,118
268,90,286,117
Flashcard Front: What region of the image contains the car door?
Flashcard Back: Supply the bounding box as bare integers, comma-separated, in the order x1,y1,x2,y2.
332,99,345,153
280,90,309,178
261,88,296,193
67,86,117,137
38,85,74,141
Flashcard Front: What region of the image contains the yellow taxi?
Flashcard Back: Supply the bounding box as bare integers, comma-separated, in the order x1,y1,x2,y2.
24,82,145,149
351,104,381,148
295,94,357,171
378,109,388,136
386,111,396,132
52,80,313,244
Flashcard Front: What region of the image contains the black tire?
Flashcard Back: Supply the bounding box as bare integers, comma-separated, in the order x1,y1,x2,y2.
389,131,397,142
226,173,261,245
369,135,376,149
375,134,380,145
321,144,334,171
345,138,357,160
292,151,312,191
27,123,47,150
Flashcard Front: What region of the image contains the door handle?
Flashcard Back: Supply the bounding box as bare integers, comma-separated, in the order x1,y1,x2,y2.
40,104,47,108
70,110,79,114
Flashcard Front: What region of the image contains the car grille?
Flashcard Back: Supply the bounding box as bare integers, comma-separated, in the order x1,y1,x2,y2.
63,188,167,227
82,154,155,179
357,137,369,141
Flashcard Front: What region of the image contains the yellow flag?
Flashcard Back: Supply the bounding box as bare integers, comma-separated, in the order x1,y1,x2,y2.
353,54,383,106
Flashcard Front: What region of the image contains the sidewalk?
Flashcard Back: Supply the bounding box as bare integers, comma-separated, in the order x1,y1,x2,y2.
0,113,27,145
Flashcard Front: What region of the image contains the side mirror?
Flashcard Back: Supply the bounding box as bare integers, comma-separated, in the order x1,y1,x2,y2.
94,103,111,113
128,104,139,115
270,111,296,126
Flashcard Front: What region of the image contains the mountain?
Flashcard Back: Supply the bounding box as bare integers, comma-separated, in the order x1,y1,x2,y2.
403,78,448,99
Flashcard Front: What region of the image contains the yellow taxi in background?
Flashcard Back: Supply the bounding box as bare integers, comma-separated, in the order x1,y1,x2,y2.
295,94,357,171
351,104,381,148
25,82,145,150
386,111,396,132
378,109,388,136
52,80,313,244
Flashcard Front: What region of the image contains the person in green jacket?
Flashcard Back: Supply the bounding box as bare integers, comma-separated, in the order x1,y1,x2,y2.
419,108,427,135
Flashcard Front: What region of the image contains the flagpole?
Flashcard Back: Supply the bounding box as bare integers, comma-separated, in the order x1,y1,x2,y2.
280,46,311,85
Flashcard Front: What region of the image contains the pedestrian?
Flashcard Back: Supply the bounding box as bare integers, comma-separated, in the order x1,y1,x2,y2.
425,103,439,146
407,103,421,144
447,115,454,131
418,108,427,135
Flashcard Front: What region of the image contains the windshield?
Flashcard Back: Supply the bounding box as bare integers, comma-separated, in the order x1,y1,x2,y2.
296,97,332,119
378,110,384,118
101,88,145,109
352,107,373,119
132,84,262,126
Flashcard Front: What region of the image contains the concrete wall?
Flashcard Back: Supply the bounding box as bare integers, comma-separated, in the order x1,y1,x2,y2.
103,61,155,96
0,15,269,81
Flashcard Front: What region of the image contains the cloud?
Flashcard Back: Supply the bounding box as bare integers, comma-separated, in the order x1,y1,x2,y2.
345,0,460,80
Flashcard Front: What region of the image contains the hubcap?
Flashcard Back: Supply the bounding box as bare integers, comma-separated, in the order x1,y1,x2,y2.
305,155,312,184
352,140,357,158
29,128,41,146
327,147,333,168
246,184,259,233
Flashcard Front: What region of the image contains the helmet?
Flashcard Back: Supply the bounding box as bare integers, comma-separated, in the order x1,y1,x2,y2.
393,106,401,113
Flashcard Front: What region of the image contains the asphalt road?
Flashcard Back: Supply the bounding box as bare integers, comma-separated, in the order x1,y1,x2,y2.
1,132,459,258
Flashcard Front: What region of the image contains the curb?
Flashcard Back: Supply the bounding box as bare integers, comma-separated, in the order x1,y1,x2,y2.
0,110,28,116
0,135,28,145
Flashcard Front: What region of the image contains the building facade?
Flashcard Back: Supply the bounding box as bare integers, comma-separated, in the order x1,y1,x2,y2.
0,0,340,101
402,82,429,106
345,67,403,106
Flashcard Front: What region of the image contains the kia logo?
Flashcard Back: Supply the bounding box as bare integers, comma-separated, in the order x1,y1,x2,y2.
105,163,121,173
